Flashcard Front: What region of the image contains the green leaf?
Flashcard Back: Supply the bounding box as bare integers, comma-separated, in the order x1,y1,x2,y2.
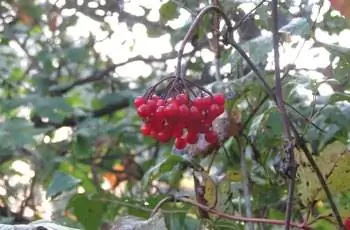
159,1,178,22
318,41,350,56
248,113,265,137
164,212,186,230
69,194,106,230
31,96,74,122
330,92,350,103
265,108,284,136
0,118,47,150
279,17,310,37
59,162,97,194
65,47,88,63
142,154,185,189
47,171,81,198
99,91,136,107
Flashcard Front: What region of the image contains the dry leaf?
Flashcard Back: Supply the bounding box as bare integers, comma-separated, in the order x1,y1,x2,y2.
296,141,349,205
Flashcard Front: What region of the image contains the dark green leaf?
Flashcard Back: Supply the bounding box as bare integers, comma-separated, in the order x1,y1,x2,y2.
69,194,106,230
65,47,88,63
159,1,178,22
142,154,185,189
47,171,81,198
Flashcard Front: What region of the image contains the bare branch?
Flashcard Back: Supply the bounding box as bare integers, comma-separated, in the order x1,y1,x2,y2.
50,47,205,96
151,196,309,229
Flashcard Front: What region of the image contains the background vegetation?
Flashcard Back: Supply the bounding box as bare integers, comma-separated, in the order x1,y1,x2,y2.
0,0,350,229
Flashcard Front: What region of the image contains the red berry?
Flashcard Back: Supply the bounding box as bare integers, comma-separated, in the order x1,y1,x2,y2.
140,123,151,136
172,124,184,137
165,102,179,117
213,93,225,105
201,96,212,108
193,97,205,110
205,131,218,144
151,95,160,100
178,104,189,117
157,131,172,142
146,99,157,113
156,99,166,106
155,105,166,119
344,217,350,230
134,96,145,108
198,122,210,133
186,131,198,144
175,137,187,149
137,104,151,117
189,106,201,120
149,119,165,132
175,93,188,104
150,130,157,138
166,97,174,104
218,105,224,114
209,104,221,119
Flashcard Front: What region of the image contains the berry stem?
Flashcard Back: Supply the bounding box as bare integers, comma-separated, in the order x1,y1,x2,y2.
176,5,233,80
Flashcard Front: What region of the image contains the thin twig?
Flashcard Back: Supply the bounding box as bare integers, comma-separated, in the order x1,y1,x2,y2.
177,197,309,229
151,196,174,217
212,0,221,82
150,195,308,228
231,0,266,31
271,1,297,229
176,5,232,79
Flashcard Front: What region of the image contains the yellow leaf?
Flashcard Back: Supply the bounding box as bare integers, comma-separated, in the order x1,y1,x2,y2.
203,173,217,208
296,141,348,205
225,170,242,182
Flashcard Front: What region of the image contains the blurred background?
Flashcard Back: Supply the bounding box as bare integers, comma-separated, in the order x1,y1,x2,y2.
0,0,350,229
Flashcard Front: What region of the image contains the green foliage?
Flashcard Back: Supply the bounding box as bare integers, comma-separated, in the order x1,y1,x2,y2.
47,171,81,198
68,195,106,230
159,1,179,23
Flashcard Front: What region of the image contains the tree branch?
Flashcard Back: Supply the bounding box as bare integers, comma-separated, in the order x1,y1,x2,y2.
50,46,206,96
152,196,309,229
271,1,297,229
62,1,174,33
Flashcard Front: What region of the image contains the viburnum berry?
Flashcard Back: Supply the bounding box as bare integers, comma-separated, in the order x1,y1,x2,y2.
165,103,179,117
137,104,151,117
205,131,218,144
175,93,188,104
172,124,184,137
156,98,165,106
157,131,172,142
213,93,225,105
146,99,157,113
140,123,151,136
189,105,202,120
134,76,226,148
208,104,221,120
155,105,166,119
175,137,187,149
178,104,189,117
344,217,350,230
134,96,146,108
186,131,199,144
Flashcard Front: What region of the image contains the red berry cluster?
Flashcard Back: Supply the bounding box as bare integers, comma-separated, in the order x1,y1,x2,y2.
134,93,225,149
345,217,350,230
